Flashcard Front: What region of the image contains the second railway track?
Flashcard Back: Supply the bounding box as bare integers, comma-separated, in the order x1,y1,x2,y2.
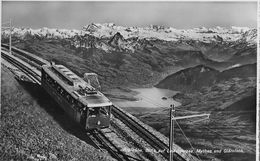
1,44,195,161
1,51,41,84
88,129,133,161
112,106,186,161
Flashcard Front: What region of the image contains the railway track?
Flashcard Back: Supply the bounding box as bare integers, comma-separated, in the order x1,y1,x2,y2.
1,50,41,84
1,44,195,161
2,44,50,66
112,105,187,161
88,129,133,161
1,46,134,161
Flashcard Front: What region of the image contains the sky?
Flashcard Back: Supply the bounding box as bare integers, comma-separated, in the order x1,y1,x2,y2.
2,1,257,30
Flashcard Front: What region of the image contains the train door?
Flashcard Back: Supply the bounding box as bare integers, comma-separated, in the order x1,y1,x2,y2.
75,102,83,123
69,97,80,123
85,108,89,129
63,94,76,120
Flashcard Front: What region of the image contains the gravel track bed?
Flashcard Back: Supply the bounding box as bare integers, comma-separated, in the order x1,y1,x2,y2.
113,106,198,161
111,117,166,161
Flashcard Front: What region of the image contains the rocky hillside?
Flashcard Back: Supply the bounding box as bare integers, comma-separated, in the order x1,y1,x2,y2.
155,65,220,91
227,46,257,65
156,63,256,92
218,63,256,81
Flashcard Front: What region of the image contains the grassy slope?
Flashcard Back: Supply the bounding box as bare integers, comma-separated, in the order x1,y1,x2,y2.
137,77,256,161
0,65,115,161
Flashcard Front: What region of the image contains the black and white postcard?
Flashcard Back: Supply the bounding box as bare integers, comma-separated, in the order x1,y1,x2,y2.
1,1,258,161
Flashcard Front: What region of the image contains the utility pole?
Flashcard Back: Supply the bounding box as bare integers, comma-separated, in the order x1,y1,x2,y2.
9,19,12,54
168,105,210,161
169,104,175,161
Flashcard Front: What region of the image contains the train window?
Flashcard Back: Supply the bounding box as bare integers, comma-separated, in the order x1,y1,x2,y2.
63,90,67,96
67,95,75,105
53,81,57,86
71,102,76,109
48,77,53,85
66,95,70,102
60,89,64,95
50,77,54,83
71,98,75,104
88,107,108,116
42,72,45,79
89,108,97,116
100,107,108,115
64,91,68,98
77,102,84,110
56,85,59,89
57,86,61,93
51,82,54,87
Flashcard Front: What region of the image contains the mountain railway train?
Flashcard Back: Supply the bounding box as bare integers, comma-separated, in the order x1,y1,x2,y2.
41,62,112,130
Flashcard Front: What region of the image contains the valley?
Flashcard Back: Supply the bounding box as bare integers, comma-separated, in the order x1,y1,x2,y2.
1,23,257,161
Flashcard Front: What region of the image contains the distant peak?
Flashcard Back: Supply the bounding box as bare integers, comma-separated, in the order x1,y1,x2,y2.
83,23,100,31
114,32,123,37
231,26,250,33
109,32,125,45
193,64,217,71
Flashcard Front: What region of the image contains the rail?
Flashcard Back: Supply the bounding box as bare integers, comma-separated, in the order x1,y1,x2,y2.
1,44,194,161
1,50,41,84
90,129,131,161
1,43,50,66
112,105,197,161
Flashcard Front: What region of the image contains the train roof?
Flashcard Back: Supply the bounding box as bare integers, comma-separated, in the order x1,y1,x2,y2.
42,64,112,108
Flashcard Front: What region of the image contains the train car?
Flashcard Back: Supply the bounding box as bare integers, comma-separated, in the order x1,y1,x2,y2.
41,63,112,130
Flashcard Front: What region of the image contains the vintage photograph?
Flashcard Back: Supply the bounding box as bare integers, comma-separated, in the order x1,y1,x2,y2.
1,1,257,161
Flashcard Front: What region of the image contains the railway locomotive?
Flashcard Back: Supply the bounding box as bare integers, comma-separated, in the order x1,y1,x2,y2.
41,63,112,129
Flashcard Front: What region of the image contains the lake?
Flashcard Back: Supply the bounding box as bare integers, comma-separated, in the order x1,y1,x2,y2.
113,87,181,110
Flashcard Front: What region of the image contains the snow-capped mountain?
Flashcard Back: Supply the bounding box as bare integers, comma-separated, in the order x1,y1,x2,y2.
81,23,256,43
1,23,257,53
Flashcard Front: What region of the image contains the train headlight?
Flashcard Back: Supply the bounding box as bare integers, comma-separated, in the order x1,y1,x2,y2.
97,121,101,125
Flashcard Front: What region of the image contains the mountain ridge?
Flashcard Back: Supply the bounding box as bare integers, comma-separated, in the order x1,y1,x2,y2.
156,63,256,92
2,23,256,45
2,23,256,55
2,23,256,89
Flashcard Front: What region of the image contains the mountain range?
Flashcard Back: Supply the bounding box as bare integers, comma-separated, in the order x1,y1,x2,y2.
1,23,257,89
2,23,256,53
1,23,257,161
